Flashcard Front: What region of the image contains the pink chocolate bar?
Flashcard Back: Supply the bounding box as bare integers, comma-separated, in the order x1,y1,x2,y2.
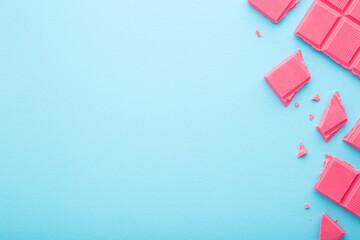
343,118,360,151
265,50,311,107
295,0,360,77
248,0,299,23
315,154,360,218
318,213,345,240
317,92,347,142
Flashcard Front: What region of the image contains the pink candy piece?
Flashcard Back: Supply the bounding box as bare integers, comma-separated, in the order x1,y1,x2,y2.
319,213,345,240
305,203,310,209
310,114,315,121
256,29,261,37
317,92,347,142
315,154,360,218
297,142,308,158
295,0,360,78
343,118,360,151
295,102,300,108
265,50,311,107
248,0,299,23
313,93,320,101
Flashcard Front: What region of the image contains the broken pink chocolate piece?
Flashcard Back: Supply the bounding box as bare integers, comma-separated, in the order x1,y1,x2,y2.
313,93,320,101
296,0,360,78
305,203,310,209
295,102,300,108
318,213,345,240
316,92,347,142
315,154,360,218
256,29,261,37
248,0,299,23
297,142,308,158
265,50,311,107
343,118,360,151
310,114,315,121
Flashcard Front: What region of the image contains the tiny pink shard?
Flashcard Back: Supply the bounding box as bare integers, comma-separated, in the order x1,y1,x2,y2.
343,118,360,151
295,102,299,108
305,203,310,209
316,92,347,142
248,0,299,23
313,93,320,101
297,142,307,158
310,114,314,121
256,29,261,37
318,213,345,240
265,50,311,107
315,154,360,218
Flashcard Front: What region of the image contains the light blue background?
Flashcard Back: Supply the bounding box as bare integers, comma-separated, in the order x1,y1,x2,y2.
1,0,360,239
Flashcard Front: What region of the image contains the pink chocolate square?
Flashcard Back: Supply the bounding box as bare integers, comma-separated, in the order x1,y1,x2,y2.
315,155,360,218
296,2,340,50
264,50,311,107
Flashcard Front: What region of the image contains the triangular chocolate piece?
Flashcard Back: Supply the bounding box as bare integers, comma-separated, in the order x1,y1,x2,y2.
319,213,345,240
316,92,347,142
343,118,360,151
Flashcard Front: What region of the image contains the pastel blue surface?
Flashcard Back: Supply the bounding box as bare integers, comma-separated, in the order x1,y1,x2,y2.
1,0,360,239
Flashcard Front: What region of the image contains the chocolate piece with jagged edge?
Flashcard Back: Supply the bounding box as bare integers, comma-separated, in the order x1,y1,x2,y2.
317,92,347,142
265,50,311,107
315,155,360,218
318,213,345,240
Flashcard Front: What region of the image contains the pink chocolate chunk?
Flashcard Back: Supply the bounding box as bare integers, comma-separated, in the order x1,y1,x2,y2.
295,102,300,107
313,93,320,101
305,203,310,209
316,92,347,142
256,29,261,37
319,213,345,240
310,114,315,121
265,50,311,107
297,142,308,158
314,154,360,218
343,118,360,151
248,0,299,23
295,0,360,78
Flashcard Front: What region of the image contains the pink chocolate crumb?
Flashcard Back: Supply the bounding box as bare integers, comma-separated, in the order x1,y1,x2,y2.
309,114,314,121
312,93,320,101
256,29,261,37
305,203,310,209
297,142,307,158
295,102,299,108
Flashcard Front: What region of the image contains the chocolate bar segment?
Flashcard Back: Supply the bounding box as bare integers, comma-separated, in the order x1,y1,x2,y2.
315,155,360,218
